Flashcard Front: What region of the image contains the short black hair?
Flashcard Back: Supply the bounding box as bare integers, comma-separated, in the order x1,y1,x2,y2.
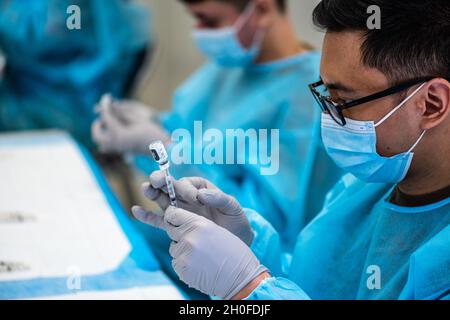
313,0,450,84
179,0,287,13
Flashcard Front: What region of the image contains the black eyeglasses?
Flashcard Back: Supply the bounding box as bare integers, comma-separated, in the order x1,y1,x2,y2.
309,76,436,126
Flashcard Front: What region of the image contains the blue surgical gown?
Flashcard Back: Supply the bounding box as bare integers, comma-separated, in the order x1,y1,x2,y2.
245,174,450,300
136,51,342,251
0,0,151,148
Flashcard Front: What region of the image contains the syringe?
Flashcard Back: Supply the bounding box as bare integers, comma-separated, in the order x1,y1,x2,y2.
149,141,177,207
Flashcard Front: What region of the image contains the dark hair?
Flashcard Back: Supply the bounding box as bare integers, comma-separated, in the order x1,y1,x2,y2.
312,0,450,84
178,0,287,13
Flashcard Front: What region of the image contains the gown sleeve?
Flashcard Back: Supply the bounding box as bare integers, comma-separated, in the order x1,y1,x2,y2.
243,209,311,300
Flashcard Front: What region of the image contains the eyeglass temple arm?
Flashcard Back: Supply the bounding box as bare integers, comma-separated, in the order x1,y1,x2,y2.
341,77,435,109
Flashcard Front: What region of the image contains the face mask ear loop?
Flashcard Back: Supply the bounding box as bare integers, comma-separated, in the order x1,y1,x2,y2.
250,28,265,49
407,130,427,153
234,1,264,54
374,82,427,128
234,1,257,31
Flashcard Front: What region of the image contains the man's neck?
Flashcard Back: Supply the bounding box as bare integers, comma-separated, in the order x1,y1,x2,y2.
398,136,450,196
256,17,311,64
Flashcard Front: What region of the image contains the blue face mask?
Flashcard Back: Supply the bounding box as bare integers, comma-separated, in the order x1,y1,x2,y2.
321,83,427,183
191,3,263,68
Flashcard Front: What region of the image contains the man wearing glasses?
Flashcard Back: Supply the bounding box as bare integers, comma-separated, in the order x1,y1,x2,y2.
133,0,450,300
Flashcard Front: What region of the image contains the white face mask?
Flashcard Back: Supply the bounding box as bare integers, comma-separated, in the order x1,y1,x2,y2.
321,83,427,183
191,2,264,68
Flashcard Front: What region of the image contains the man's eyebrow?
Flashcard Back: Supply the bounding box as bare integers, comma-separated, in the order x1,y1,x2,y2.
323,81,356,93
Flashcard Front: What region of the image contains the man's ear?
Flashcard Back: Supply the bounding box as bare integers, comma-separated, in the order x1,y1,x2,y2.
420,78,450,130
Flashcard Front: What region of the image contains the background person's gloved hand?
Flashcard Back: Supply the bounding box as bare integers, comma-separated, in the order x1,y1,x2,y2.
132,205,267,299
137,171,254,246
91,95,170,154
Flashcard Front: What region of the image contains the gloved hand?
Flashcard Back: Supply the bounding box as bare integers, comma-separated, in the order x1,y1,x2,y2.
91,94,170,154
132,205,268,299
139,171,254,246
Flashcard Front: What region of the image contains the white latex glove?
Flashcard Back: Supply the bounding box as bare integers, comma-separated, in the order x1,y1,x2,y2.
132,205,267,300
139,171,254,246
91,94,169,154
